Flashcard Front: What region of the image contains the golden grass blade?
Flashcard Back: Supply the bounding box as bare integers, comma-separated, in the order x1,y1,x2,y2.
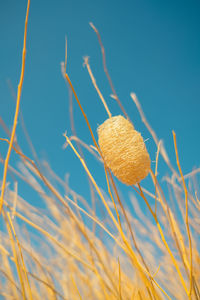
28,272,67,300
173,131,193,298
3,211,26,299
0,0,30,215
83,56,112,118
64,74,99,151
155,141,161,215
89,22,128,119
130,93,178,177
7,213,33,300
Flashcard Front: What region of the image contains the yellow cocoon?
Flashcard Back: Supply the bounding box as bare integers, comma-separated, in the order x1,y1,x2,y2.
97,115,151,185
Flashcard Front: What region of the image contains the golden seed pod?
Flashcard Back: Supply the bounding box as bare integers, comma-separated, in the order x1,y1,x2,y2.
97,115,151,185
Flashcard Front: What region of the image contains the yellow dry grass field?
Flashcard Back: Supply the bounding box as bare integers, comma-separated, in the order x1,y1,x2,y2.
0,1,199,299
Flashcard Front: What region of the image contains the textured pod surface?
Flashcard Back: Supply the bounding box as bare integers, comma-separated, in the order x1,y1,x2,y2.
98,115,151,185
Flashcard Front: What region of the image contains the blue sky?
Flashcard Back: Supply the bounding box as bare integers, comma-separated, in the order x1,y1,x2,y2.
1,0,200,207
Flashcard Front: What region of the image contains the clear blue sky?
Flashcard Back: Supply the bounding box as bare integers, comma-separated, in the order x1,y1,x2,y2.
1,0,200,206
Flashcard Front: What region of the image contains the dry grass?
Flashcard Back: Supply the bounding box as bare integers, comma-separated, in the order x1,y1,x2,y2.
0,1,199,299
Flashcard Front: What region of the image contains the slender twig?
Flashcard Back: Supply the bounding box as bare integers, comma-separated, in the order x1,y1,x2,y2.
89,22,128,119
0,0,30,215
83,56,112,118
173,131,193,298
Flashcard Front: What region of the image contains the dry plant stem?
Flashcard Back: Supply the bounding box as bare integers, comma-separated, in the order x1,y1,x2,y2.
21,245,59,299
0,157,44,197
71,275,83,300
28,272,66,300
89,22,128,119
173,131,193,298
136,183,189,296
0,116,38,183
3,210,26,299
118,258,122,300
0,0,30,215
0,291,16,299
194,280,200,299
88,253,118,298
0,138,69,211
7,79,40,168
154,141,161,215
182,168,200,181
0,117,11,138
0,256,19,299
6,212,33,300
68,84,97,233
83,56,112,118
167,175,200,232
195,192,200,208
103,165,122,228
62,60,97,229
11,182,18,220
64,37,68,73
0,268,22,298
130,93,178,177
92,266,110,300
69,136,102,162
65,195,123,248
64,74,100,151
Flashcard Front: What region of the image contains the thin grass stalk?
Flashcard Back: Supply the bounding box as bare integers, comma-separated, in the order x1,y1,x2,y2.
7,213,33,300
173,131,193,298
3,211,26,299
83,56,112,118
28,272,66,300
89,22,128,119
0,0,30,215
